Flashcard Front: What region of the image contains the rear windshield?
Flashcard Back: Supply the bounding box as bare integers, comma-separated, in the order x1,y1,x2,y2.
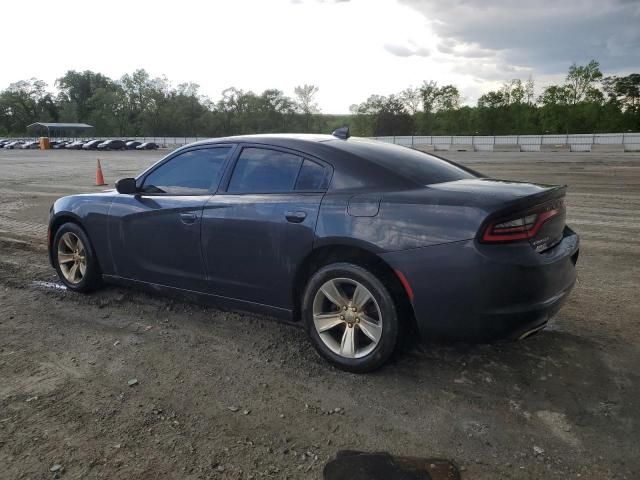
330,139,478,185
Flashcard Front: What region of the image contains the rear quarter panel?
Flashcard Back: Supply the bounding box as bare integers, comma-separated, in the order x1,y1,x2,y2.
315,190,488,252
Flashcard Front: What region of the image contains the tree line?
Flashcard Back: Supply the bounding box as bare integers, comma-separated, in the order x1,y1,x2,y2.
349,61,639,136
0,60,637,138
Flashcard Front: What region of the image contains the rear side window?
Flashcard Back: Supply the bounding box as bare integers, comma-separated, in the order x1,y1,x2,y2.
295,159,329,191
228,147,303,193
142,147,231,194
330,139,478,185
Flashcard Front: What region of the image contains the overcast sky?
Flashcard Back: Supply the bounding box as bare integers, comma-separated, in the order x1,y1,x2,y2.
1,0,638,113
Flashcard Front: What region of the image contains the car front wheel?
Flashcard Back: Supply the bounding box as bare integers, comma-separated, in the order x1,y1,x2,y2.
53,223,102,292
302,262,399,373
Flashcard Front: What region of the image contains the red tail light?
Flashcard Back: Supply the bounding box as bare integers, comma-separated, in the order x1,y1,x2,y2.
482,208,560,242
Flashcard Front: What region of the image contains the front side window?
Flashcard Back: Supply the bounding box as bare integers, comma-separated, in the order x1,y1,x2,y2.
142,147,231,195
228,147,303,193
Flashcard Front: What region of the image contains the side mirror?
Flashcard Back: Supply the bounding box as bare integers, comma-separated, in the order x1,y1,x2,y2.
115,177,138,194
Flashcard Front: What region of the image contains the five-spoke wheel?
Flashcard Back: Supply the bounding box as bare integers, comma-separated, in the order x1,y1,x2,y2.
57,232,87,284
313,278,383,359
52,223,101,292
303,263,399,373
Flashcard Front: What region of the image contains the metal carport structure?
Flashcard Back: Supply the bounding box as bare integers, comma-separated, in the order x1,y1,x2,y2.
26,122,94,139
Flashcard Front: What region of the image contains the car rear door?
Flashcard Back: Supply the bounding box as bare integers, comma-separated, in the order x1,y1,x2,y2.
108,145,234,291
201,145,331,310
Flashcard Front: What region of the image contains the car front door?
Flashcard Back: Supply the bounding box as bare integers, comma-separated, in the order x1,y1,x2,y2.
201,145,331,310
108,145,234,291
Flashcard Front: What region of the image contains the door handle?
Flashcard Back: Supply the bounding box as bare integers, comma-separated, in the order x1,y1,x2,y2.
179,212,198,224
285,211,307,223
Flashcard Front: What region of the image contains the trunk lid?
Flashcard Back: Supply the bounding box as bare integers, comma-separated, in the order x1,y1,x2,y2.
429,178,567,252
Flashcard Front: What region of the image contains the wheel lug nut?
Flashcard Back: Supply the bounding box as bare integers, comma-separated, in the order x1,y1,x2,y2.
351,307,357,312
343,306,347,310
348,324,353,328
340,315,345,320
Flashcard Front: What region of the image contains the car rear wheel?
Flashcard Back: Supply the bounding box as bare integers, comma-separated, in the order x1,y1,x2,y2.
53,223,102,292
302,263,399,373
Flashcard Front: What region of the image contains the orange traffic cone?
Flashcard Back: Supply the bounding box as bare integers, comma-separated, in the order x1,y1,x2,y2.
95,159,106,186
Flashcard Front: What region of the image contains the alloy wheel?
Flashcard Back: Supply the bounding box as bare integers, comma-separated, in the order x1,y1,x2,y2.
312,278,383,359
57,232,87,284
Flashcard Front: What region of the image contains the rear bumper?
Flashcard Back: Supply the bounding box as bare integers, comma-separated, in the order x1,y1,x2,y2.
381,227,579,341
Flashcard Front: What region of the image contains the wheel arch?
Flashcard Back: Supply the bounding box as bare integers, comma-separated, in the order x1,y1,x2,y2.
292,242,417,334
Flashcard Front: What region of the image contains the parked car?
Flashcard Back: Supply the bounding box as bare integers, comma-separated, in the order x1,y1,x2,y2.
4,141,24,149
47,131,579,372
21,141,40,149
65,140,86,150
97,139,127,151
82,140,103,150
126,141,142,150
52,141,69,149
136,142,159,150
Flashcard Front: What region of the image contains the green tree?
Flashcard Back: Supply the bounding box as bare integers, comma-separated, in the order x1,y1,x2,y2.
603,74,640,112
399,86,422,115
56,70,113,122
566,60,603,105
294,84,320,131
419,80,439,114
350,94,412,136
0,79,56,133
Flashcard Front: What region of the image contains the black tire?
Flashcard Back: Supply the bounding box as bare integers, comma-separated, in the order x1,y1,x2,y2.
302,262,399,373
52,222,102,293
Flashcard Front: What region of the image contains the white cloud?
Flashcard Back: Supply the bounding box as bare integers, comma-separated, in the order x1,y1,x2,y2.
399,0,640,73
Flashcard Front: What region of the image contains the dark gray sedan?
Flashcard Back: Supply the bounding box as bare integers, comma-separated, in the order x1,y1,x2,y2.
97,139,127,150
48,130,579,372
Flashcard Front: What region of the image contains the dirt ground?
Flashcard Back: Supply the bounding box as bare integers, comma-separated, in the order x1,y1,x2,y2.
0,148,638,479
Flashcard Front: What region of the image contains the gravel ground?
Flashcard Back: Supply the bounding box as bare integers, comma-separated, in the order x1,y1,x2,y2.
0,148,638,479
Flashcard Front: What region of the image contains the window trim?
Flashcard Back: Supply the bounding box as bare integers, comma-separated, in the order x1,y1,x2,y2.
220,143,333,195
135,144,237,197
